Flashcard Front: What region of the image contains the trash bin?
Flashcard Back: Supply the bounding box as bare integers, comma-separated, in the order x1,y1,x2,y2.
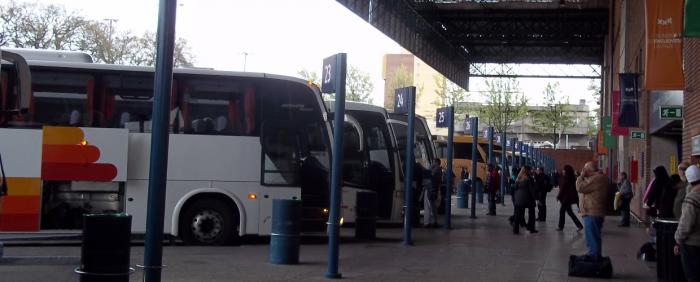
456,180,469,209
653,219,686,282
355,191,377,240
269,199,302,265
75,213,133,282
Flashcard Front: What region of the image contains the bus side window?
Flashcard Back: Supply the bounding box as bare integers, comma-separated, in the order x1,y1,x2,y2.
31,72,92,127
183,78,256,136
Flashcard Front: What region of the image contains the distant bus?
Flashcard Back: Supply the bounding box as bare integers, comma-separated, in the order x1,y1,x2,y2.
435,135,491,182
1,48,335,245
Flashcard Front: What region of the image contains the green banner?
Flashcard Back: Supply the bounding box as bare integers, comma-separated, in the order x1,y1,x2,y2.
603,117,616,148
686,0,700,37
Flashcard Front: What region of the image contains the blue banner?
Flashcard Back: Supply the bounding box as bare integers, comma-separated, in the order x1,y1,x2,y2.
618,73,640,127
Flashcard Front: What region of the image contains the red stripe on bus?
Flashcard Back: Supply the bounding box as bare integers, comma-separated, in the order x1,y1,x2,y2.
42,162,117,181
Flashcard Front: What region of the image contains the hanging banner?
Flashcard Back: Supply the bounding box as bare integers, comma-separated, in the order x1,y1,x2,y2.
618,74,640,128
612,90,629,135
603,117,616,148
596,129,607,154
685,0,700,37
645,0,685,90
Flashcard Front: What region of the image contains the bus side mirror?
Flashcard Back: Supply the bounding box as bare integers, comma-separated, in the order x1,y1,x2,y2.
1,50,32,112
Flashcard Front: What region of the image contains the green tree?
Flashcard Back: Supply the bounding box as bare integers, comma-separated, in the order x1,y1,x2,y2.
346,65,374,103
297,69,320,86
531,82,574,149
432,74,469,115
469,66,528,134
385,64,413,109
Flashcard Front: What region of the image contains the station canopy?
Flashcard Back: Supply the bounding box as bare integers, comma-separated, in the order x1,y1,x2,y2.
337,0,609,89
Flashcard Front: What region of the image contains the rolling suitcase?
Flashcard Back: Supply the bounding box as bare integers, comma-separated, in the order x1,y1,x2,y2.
568,255,613,278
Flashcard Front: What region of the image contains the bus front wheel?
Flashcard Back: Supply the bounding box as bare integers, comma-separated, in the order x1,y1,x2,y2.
179,198,239,245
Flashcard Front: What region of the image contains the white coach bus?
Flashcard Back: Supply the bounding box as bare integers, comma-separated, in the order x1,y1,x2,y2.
0,49,337,245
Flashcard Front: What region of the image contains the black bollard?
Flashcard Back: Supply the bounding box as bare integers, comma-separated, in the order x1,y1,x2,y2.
653,219,686,282
355,191,377,240
76,214,133,282
457,180,469,209
269,199,302,265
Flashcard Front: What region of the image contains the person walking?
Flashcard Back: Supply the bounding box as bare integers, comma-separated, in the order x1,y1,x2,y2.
576,161,608,260
513,166,537,234
486,164,500,215
617,172,633,227
534,167,552,221
674,165,700,282
556,165,583,231
423,158,441,228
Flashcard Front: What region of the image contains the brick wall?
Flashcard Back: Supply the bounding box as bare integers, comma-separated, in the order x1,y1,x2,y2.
684,39,700,161
540,149,596,172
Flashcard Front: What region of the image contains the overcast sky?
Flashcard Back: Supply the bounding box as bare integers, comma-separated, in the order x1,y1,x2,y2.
18,0,599,108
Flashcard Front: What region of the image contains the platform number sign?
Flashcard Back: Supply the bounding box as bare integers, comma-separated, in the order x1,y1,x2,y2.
321,55,338,93
394,87,409,114
495,134,502,145
436,107,448,128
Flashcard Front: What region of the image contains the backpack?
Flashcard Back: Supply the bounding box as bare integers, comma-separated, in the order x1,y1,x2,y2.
637,242,656,261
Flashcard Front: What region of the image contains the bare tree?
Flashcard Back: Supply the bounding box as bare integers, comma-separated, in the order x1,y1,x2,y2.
1,0,195,67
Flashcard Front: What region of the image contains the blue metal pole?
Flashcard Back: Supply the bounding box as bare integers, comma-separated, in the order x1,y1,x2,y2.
143,0,176,281
500,132,506,202
470,117,479,219
487,127,494,166
444,106,454,229
510,139,517,172
403,86,416,246
528,145,534,168
518,142,524,168
326,53,347,279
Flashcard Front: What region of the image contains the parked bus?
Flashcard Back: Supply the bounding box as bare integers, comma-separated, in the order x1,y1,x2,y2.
1,49,337,245
435,135,491,183
326,101,403,223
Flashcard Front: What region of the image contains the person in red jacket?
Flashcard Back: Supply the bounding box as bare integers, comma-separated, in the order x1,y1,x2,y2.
487,164,500,216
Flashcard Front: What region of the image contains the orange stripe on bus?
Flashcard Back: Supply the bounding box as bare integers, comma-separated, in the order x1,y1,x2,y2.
6,178,41,196
0,195,41,214
42,144,100,164
42,126,84,145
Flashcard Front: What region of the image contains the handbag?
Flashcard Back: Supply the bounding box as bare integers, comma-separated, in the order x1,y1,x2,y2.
614,192,621,211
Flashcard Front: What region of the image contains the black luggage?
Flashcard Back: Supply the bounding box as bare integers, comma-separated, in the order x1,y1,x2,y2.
568,255,613,278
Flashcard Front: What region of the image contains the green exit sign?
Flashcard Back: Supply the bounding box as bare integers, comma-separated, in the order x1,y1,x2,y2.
631,131,646,139
660,106,683,119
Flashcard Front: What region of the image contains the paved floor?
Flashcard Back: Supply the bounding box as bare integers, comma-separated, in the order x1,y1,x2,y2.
0,190,658,281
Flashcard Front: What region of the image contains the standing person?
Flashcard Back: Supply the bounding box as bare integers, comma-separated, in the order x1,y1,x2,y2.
674,162,691,219
644,166,671,218
658,174,681,218
423,158,441,228
534,167,552,221
674,165,700,282
576,161,609,260
556,165,583,231
486,164,500,215
617,172,633,227
513,166,538,234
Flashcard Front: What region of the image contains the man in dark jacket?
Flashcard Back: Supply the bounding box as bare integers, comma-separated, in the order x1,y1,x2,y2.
534,167,552,221
486,164,500,215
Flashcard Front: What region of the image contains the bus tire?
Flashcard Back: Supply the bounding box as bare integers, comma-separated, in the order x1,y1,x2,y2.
179,198,239,245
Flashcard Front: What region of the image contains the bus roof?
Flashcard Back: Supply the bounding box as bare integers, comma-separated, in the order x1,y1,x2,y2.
325,101,389,116
2,48,93,63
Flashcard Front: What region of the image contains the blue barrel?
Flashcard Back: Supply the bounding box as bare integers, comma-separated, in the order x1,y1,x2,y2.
76,214,133,282
355,191,377,240
476,179,484,204
269,199,302,265
456,180,469,209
